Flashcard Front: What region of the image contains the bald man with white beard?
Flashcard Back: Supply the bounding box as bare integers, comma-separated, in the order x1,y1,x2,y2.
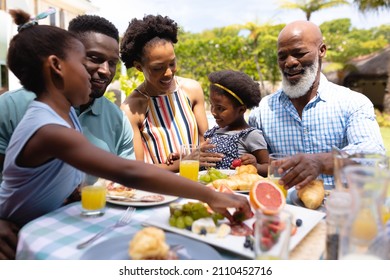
249,20,384,190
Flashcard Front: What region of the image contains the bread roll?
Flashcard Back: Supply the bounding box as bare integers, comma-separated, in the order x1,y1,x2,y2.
235,164,257,175
297,180,325,210
129,227,169,260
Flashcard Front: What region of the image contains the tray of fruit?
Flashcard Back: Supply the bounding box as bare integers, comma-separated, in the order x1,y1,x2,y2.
144,180,325,259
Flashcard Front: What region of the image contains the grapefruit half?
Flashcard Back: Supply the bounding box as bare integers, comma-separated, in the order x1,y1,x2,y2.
249,179,286,215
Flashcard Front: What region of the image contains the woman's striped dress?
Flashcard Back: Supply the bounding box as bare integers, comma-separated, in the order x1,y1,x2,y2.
137,84,199,164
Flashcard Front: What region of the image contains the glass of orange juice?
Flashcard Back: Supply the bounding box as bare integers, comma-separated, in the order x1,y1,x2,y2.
179,144,200,181
268,153,289,198
81,183,106,217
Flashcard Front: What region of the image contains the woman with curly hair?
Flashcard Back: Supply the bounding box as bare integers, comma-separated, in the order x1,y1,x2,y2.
120,15,222,171
204,70,269,176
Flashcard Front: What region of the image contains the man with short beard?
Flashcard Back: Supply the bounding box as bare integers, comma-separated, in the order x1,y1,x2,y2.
248,20,384,191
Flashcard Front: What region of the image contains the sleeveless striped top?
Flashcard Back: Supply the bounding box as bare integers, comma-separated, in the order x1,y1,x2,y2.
138,80,199,164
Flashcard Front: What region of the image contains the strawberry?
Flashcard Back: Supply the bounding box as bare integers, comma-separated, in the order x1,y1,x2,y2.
260,236,274,251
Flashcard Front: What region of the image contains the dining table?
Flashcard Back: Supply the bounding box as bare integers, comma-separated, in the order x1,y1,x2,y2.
16,193,326,260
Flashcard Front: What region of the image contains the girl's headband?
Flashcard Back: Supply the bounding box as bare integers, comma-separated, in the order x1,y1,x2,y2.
18,7,56,31
213,83,244,105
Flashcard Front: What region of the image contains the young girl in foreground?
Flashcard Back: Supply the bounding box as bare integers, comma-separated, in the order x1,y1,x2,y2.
0,10,251,227
205,70,269,176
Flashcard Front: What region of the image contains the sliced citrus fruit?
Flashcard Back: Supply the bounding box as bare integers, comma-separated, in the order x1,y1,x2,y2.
249,179,286,215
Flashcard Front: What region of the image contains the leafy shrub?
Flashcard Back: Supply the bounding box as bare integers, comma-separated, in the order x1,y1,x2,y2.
375,109,390,128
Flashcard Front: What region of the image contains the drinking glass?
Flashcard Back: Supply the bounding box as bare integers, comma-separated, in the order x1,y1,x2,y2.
268,153,289,197
179,144,200,181
254,210,292,260
332,147,388,191
81,182,106,217
338,165,390,259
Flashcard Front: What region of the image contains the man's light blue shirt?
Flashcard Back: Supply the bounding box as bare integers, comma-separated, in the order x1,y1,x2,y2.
248,74,385,185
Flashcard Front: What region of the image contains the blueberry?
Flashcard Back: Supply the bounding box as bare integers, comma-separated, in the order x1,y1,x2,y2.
186,225,192,231
296,218,303,227
200,228,207,235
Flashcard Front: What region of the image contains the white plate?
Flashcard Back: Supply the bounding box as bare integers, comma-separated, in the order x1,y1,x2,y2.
199,169,250,193
198,169,236,177
107,190,178,207
144,200,325,259
79,232,222,260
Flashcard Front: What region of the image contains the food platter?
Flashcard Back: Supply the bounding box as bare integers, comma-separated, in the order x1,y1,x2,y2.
107,190,178,207
199,169,250,194
79,232,222,260
198,169,236,178
144,199,326,259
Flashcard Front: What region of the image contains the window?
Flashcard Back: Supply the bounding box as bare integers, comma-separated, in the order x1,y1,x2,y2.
59,9,65,29
49,7,55,26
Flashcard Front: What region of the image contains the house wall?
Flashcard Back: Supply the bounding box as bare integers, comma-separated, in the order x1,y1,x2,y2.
349,78,387,110
0,0,97,92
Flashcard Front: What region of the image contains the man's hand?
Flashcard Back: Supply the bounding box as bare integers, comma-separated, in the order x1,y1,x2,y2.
0,219,19,260
277,153,332,189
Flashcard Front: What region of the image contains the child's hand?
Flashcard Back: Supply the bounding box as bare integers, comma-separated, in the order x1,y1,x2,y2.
165,152,179,165
237,154,257,167
200,139,223,167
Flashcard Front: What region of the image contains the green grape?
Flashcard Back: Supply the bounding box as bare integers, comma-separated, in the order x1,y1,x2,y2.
184,215,194,227
219,172,228,179
182,203,191,212
210,173,219,182
173,209,182,217
199,174,211,183
192,211,202,220
169,216,176,227
213,212,224,220
199,207,210,218
176,216,186,229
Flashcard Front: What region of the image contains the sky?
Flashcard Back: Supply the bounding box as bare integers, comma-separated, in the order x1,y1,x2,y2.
89,0,390,35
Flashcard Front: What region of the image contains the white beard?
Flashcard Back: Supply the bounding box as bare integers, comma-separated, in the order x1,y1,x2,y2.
281,57,319,99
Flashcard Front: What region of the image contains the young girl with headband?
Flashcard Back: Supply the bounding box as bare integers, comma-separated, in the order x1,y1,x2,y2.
0,10,251,227
204,70,269,176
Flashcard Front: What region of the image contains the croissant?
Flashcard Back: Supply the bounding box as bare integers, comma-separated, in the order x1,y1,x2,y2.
297,180,325,210
210,173,263,191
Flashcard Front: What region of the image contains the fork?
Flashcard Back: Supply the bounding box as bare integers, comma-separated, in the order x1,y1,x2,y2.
77,206,135,249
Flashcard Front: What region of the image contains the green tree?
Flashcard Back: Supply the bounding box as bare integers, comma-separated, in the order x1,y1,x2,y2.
278,0,349,20
353,0,390,11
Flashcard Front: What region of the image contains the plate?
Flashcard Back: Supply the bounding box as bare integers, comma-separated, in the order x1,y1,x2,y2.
289,185,334,212
107,190,178,207
198,169,236,177
144,200,326,259
79,231,222,260
199,169,250,194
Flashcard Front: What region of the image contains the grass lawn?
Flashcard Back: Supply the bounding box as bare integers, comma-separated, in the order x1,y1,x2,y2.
381,127,390,156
